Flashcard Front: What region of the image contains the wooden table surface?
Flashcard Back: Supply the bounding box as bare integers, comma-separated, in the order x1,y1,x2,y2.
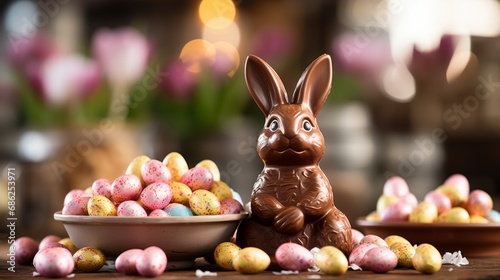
1,255,499,279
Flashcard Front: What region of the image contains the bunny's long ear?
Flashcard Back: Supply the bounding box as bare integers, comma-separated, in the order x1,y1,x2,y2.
245,55,288,116
291,54,332,116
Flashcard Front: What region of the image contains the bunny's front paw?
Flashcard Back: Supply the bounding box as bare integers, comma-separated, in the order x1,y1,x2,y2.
274,206,304,235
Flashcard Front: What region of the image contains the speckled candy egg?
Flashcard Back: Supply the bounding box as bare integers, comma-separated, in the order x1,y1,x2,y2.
136,246,167,277
465,189,493,217
220,198,244,214
59,238,78,255
39,235,61,251
62,192,92,215
196,159,221,181
359,234,388,247
376,194,399,213
214,242,241,270
383,176,409,197
409,201,438,223
384,235,411,248
91,178,112,198
436,185,467,207
181,166,213,191
164,203,193,216
117,200,147,216
424,190,452,214
87,195,117,216
380,201,413,222
170,181,192,205
389,242,415,268
437,207,470,223
412,243,442,274
360,246,398,273
111,174,142,204
443,174,470,199
34,247,74,277
232,247,270,274
163,152,189,182
189,190,221,215
14,237,39,265
140,182,172,210
116,248,143,275
63,189,86,206
351,229,364,247
73,247,106,272
125,155,150,187
275,242,314,271
348,243,378,266
149,209,169,217
209,181,233,201
314,246,348,275
141,159,172,185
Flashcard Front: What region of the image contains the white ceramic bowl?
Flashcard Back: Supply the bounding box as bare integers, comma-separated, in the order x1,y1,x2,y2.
54,211,248,269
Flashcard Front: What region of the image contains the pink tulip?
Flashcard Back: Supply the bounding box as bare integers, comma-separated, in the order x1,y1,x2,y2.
7,32,59,70
92,27,150,87
160,59,197,99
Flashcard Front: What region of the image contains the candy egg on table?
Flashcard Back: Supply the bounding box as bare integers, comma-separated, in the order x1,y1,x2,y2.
59,238,78,255
465,189,493,217
409,201,438,223
232,247,270,274
314,246,348,275
220,198,244,214
39,235,61,251
125,155,150,187
209,181,233,201
189,189,221,215
214,242,241,270
34,247,74,278
384,235,411,248
139,182,172,210
88,195,117,216
412,243,442,274
196,159,221,181
116,248,143,275
117,200,147,217
163,203,193,216
348,243,378,266
163,152,189,182
170,181,192,205
141,159,172,185
360,246,398,273
437,207,470,223
275,242,314,271
91,178,112,198
181,166,213,191
359,234,388,247
389,242,415,268
136,246,167,277
351,229,364,247
14,237,39,265
111,174,142,204
73,246,106,272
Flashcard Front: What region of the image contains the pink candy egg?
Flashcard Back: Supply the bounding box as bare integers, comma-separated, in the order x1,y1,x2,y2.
360,246,398,273
136,246,167,277
383,176,409,198
275,242,314,271
141,159,172,185
348,243,378,266
379,201,413,222
116,248,143,275
62,193,91,215
14,237,39,265
149,209,169,217
466,189,493,217
424,190,452,214
443,174,470,198
220,198,244,214
63,189,88,206
111,174,142,204
359,234,388,247
117,201,147,217
34,247,74,277
351,229,364,247
91,178,112,198
38,235,61,251
140,182,173,210
181,166,213,191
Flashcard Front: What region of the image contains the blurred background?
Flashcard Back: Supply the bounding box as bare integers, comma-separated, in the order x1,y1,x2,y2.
0,0,499,239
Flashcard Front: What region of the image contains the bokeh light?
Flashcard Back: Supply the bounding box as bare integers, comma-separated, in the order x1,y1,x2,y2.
382,63,416,102
202,20,240,48
198,0,236,30
213,41,240,77
179,39,216,73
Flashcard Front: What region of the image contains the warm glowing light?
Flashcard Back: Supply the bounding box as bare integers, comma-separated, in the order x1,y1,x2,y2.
446,36,472,82
199,0,236,30
202,21,240,47
213,42,240,77
179,39,216,73
382,64,416,102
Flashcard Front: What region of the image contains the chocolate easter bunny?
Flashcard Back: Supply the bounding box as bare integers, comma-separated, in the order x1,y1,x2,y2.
236,54,352,256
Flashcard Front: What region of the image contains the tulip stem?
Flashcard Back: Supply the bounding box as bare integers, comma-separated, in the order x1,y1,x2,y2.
108,82,130,121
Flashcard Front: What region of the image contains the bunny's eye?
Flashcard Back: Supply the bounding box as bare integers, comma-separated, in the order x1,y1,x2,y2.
303,120,312,131
269,119,279,132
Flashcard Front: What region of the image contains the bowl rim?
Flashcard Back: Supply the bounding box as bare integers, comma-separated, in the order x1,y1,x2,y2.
357,217,500,228
54,211,249,224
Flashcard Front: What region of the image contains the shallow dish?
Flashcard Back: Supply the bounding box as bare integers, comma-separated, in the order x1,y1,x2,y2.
54,211,248,269
357,218,500,257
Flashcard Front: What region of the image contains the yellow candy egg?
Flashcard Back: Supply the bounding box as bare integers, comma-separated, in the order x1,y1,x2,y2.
87,195,117,216
314,246,348,275
470,214,489,223
412,243,442,274
365,211,380,222
384,235,411,248
409,201,438,223
196,159,220,181
376,194,399,214
209,181,233,201
163,152,189,182
58,238,78,255
73,247,106,272
170,181,192,205
214,242,241,270
436,185,467,207
189,190,221,215
232,247,270,274
125,155,150,187
437,207,470,223
389,242,415,268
